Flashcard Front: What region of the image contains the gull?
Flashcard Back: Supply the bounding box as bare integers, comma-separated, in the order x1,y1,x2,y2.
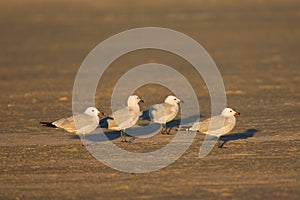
149,95,183,134
106,95,144,142
40,107,104,134
188,108,240,148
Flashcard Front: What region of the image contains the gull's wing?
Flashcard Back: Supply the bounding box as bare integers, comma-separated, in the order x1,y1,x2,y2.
53,113,98,134
109,107,140,130
190,115,234,135
106,117,120,130
53,116,77,133
149,103,178,124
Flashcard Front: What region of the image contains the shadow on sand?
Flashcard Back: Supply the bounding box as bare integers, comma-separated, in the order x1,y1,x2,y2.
219,128,258,148
69,116,256,146
69,130,122,142
70,114,201,143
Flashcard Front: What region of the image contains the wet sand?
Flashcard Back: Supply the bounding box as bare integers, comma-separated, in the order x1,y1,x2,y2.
0,0,299,199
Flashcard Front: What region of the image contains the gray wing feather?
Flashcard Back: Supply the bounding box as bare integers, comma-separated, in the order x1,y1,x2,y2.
53,116,77,133
108,107,139,130
190,115,234,135
53,114,98,134
149,103,178,123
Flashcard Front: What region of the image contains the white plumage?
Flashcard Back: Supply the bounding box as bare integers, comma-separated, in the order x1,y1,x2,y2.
41,107,103,135
149,95,183,134
189,108,240,147
107,95,144,142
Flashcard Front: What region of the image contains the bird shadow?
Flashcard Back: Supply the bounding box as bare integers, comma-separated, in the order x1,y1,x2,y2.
219,128,258,148
145,114,202,129
99,116,113,129
69,129,124,142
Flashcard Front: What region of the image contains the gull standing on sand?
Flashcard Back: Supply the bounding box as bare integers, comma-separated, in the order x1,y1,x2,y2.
40,107,104,134
106,95,144,142
188,108,240,148
149,95,183,134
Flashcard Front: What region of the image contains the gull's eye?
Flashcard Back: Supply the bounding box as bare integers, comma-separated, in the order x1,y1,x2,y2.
92,109,95,112
230,110,232,112
174,98,177,100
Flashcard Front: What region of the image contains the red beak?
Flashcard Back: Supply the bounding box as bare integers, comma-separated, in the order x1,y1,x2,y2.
98,111,105,116
139,99,144,103
234,112,240,116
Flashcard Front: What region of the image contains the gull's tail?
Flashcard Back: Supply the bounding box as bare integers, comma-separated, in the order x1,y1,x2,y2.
40,122,57,128
174,126,197,132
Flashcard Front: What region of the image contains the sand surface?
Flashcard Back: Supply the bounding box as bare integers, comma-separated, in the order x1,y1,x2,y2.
0,0,299,199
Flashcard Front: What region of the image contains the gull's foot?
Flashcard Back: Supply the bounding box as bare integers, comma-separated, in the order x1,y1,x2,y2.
217,138,223,148
120,131,128,142
161,127,175,135
166,127,175,134
176,126,180,131
121,136,128,142
160,127,167,134
161,128,172,135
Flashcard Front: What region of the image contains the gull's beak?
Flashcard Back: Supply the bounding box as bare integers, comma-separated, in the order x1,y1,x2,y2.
139,99,144,103
180,99,184,103
234,111,240,116
98,111,105,116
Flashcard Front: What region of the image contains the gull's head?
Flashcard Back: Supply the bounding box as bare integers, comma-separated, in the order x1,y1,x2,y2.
127,95,144,106
221,108,240,117
84,107,104,117
165,95,183,105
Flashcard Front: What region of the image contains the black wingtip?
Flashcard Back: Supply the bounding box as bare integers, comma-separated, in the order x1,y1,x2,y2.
40,122,57,128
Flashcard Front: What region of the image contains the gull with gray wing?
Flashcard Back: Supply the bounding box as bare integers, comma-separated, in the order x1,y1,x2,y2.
40,107,104,134
188,108,240,147
106,95,144,142
149,95,183,134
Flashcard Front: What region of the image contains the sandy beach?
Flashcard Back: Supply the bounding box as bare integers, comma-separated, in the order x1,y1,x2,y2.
0,0,299,199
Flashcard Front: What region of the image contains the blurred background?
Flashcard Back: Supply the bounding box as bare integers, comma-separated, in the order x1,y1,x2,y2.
0,0,299,199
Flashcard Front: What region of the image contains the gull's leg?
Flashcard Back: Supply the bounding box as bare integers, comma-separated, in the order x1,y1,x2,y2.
163,127,171,134
161,124,167,134
80,133,88,147
165,126,175,134
166,128,171,134
81,134,85,147
121,130,127,142
217,137,222,148
83,133,87,147
120,130,124,142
